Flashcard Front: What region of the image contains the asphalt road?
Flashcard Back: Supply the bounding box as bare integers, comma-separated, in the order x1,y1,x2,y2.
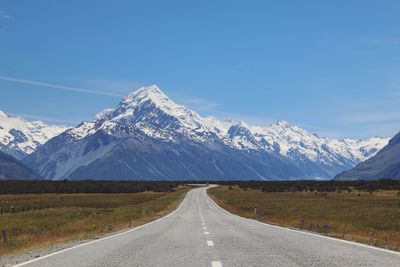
16,187,400,267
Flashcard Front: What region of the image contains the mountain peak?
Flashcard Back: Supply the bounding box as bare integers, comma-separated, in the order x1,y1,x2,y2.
142,84,162,93
125,84,165,100
100,85,206,133
275,120,290,127
19,84,390,180
233,120,249,128
120,84,173,109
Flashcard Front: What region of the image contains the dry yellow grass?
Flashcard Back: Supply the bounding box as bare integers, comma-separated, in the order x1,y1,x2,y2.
0,188,188,256
208,186,400,251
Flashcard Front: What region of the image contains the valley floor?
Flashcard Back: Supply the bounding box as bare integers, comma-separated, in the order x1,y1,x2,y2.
208,186,400,252
0,187,188,259
5,187,400,267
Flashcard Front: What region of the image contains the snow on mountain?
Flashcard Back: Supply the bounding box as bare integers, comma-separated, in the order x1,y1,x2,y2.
23,85,389,180
70,85,223,143
335,131,400,180
340,137,389,160
0,111,69,159
250,121,388,166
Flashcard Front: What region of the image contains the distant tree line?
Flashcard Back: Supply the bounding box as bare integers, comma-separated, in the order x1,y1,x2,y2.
0,180,181,194
217,179,400,193
1,179,399,194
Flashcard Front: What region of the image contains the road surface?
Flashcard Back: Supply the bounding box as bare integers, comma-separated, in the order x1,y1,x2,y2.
16,187,400,267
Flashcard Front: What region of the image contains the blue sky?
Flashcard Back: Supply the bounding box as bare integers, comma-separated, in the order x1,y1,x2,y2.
0,1,399,139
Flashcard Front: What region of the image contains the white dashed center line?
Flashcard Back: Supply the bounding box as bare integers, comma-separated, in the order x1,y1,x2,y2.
211,261,223,267
202,222,206,226
207,240,214,246
203,226,207,230
204,231,209,235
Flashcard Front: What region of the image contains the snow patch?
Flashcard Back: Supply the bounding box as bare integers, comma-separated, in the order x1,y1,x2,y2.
0,111,69,157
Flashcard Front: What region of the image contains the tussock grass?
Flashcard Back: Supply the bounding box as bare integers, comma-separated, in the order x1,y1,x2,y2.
208,186,400,251
0,188,188,256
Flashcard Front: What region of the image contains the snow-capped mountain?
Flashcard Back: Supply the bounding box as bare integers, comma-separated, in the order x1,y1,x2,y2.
335,131,400,180
23,85,388,180
249,121,388,177
0,111,69,159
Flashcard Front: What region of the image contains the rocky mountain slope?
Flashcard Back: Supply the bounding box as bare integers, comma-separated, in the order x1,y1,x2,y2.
23,85,388,180
0,150,41,180
0,111,69,159
335,131,400,180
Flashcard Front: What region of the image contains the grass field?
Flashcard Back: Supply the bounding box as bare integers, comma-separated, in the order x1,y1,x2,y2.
208,186,400,251
0,187,188,256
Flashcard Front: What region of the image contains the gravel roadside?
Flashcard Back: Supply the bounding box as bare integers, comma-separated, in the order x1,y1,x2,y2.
0,226,139,267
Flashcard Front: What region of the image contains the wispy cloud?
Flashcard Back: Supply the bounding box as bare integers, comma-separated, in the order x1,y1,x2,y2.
175,94,275,125
177,93,398,138
0,10,10,19
0,76,124,97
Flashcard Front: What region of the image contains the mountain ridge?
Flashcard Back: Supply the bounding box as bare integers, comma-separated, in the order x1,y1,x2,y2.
335,131,400,180
0,111,69,159
23,85,389,180
0,150,41,180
